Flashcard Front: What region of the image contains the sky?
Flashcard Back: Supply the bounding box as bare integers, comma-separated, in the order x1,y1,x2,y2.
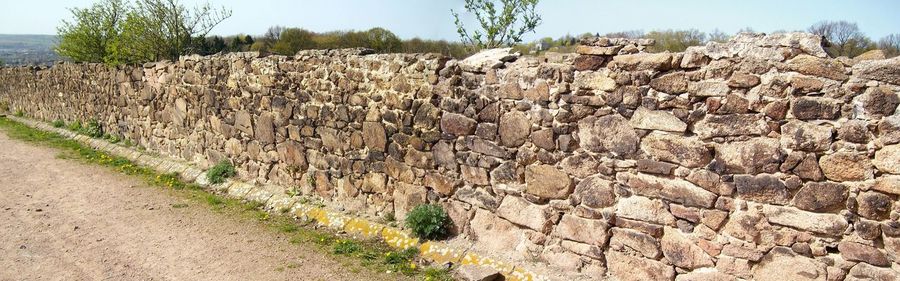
1,0,898,41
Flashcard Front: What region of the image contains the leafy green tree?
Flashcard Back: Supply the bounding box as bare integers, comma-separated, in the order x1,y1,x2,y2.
451,0,542,49
361,28,402,53
55,0,128,63
271,28,317,55
56,0,230,64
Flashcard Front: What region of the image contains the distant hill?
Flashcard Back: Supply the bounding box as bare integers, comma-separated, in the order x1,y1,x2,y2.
0,34,60,66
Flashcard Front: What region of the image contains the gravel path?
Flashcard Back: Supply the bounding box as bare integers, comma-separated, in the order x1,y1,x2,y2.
0,131,405,281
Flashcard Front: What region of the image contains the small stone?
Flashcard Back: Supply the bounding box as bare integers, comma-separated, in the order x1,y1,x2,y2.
553,214,609,245
606,250,675,281
727,72,761,88
856,86,900,117
762,205,848,236
675,271,737,281
793,154,824,181
878,115,900,145
873,175,900,195
838,241,890,267
852,56,900,85
496,195,551,232
619,172,718,208
715,137,783,174
792,182,847,212
610,227,661,259
661,227,714,269
873,144,900,174
752,247,828,281
499,111,531,147
845,262,900,281
693,114,768,138
524,164,572,199
856,191,892,220
530,128,555,151
577,114,639,156
786,54,848,81
819,151,874,181
733,174,790,205
609,52,673,71
689,80,731,97
441,113,477,136
362,122,387,152
780,121,833,152
641,132,711,168
650,72,689,94
573,175,616,208
630,107,687,132
838,120,870,143
615,196,676,225
791,97,841,120
573,55,606,71
574,71,617,91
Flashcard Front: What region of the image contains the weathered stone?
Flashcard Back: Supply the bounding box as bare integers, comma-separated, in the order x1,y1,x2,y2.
454,264,502,281
459,48,517,72
630,107,687,132
660,227,714,269
686,169,720,193
693,114,768,138
574,71,616,91
573,55,606,71
576,45,623,55
461,165,490,186
615,196,676,225
469,138,507,158
716,138,783,174
856,191,892,220
752,247,827,281
819,151,874,181
255,112,275,145
792,182,847,212
838,241,890,267
855,86,899,117
524,164,572,199
650,71,688,94
780,121,833,152
636,159,676,175
498,111,530,147
234,110,253,135
722,209,769,243
689,80,731,96
610,52,673,71
873,175,900,195
424,172,460,196
793,154,824,181
852,55,900,85
874,144,900,174
762,205,848,236
393,183,427,220
675,271,737,281
845,262,900,281
360,173,386,193
498,83,523,99
573,175,616,208
610,228,661,259
790,76,824,93
554,214,609,245
641,133,712,168
469,209,526,253
619,172,718,208
432,141,457,170
838,120,870,143
530,128,555,151
606,250,675,281
577,114,640,156
497,195,551,232
727,72,761,88
787,54,848,81
362,122,386,152
441,113,477,136
276,141,306,167
455,187,499,210
733,174,790,205
879,114,900,145
791,97,841,120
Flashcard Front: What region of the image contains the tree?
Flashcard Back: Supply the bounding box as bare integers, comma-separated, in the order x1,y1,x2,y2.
56,0,231,64
707,29,729,43
878,34,900,58
271,28,316,55
645,29,706,52
55,0,128,63
361,28,402,53
451,0,542,49
808,20,875,57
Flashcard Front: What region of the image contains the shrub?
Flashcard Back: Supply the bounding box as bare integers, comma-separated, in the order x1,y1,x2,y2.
83,119,103,138
404,204,451,240
52,120,65,128
68,120,83,131
14,110,24,117
206,161,236,184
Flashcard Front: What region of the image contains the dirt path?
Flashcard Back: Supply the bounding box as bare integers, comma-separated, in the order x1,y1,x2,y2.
0,131,406,281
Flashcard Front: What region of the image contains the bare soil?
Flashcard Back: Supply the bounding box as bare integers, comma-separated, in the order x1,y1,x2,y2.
0,131,407,281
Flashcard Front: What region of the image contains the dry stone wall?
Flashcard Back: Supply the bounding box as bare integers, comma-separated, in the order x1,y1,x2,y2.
2,33,900,281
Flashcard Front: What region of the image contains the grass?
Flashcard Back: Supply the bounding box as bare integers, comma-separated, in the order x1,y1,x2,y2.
0,116,453,281
207,161,236,184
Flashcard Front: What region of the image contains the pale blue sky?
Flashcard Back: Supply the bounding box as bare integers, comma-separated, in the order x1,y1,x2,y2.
1,0,898,41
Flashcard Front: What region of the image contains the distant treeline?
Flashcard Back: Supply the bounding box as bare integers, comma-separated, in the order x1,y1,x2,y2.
191,27,472,58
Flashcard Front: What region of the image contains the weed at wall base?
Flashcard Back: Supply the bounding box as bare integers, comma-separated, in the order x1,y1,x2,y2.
207,161,236,184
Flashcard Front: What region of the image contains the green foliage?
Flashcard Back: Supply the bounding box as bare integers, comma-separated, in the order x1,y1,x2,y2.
452,0,542,49
404,204,451,240
52,120,65,128
82,119,103,138
645,29,706,53
332,239,362,255
423,267,454,281
57,0,231,64
206,161,236,184
67,120,83,131
14,110,24,117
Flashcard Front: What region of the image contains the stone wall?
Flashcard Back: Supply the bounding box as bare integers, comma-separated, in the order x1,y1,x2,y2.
2,33,900,281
